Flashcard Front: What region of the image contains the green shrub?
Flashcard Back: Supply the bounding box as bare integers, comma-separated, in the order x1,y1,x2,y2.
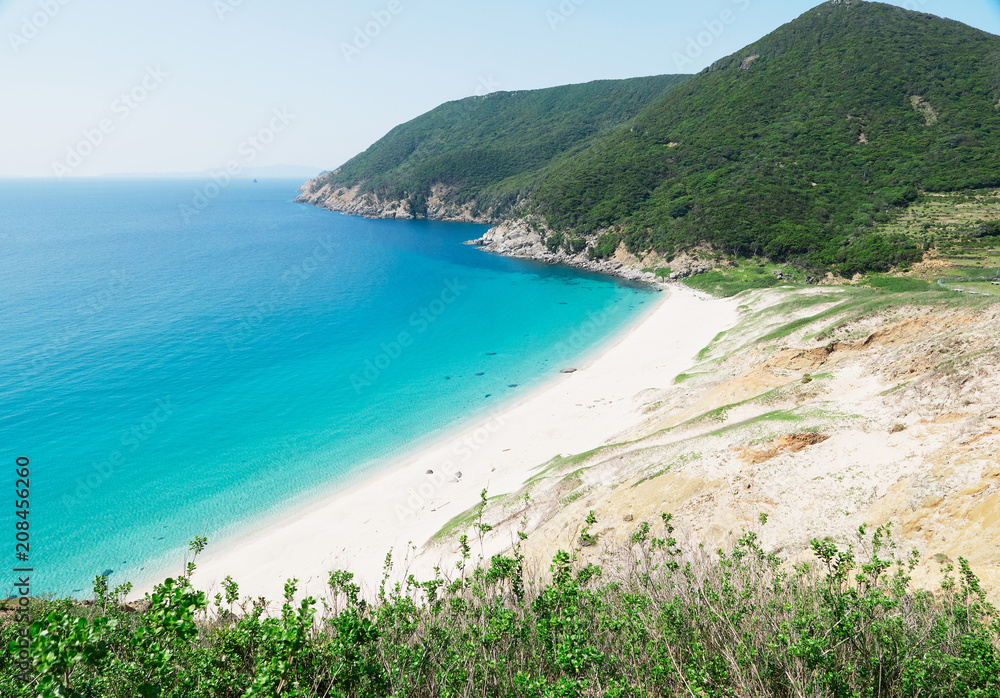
588,232,621,260
4,524,998,697
862,275,935,293
683,270,781,297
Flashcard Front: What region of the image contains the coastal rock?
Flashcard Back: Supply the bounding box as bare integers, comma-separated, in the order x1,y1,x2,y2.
295,178,494,224
296,179,703,287
472,219,678,287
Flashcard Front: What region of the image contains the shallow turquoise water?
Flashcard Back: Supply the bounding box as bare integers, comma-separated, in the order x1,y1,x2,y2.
0,178,656,595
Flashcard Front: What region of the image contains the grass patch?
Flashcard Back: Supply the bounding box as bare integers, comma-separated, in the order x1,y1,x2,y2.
432,502,487,543
673,371,710,384
431,493,506,543
696,331,728,362
860,275,934,293
683,269,783,298
880,381,912,397
631,466,671,488
757,312,834,344
710,408,809,438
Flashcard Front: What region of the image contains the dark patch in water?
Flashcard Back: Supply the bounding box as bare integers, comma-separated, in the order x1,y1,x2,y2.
444,376,451,380
102,569,113,577
486,352,496,356
485,394,492,398
476,372,485,376
508,384,518,388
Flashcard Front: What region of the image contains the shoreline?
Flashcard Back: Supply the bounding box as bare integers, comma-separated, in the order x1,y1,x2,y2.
293,182,682,287
172,283,739,603
131,282,659,595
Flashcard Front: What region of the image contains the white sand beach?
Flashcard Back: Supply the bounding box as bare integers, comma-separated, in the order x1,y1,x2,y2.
175,285,739,603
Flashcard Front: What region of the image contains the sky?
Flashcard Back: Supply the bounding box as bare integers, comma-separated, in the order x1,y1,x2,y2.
1,0,998,178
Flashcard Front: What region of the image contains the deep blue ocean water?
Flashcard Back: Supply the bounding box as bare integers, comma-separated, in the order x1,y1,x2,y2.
0,178,655,596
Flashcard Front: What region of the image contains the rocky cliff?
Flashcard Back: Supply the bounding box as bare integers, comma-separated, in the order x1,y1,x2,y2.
296,177,708,284
295,178,487,223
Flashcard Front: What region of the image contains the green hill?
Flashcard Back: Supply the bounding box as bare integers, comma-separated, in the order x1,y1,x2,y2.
300,75,691,220
534,1,1000,275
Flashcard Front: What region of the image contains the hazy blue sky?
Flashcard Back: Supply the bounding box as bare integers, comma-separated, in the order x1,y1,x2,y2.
2,0,998,177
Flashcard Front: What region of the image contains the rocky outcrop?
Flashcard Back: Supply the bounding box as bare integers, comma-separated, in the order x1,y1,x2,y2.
471,221,656,284
295,177,490,223
469,219,716,286
296,180,716,287
295,178,415,220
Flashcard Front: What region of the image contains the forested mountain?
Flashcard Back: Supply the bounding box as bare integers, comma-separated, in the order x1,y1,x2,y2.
534,1,1000,274
298,75,690,220
302,1,1000,275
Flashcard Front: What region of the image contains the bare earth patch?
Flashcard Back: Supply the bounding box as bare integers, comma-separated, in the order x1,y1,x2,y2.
738,432,831,464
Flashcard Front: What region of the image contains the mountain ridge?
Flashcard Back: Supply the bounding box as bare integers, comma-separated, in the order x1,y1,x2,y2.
296,74,691,223
301,1,1000,278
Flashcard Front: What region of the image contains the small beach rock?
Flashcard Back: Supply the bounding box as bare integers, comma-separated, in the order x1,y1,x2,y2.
425,469,433,474
623,514,634,522
455,471,463,479
561,368,577,374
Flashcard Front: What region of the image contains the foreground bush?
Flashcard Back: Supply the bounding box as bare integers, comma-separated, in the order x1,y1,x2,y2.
3,516,999,697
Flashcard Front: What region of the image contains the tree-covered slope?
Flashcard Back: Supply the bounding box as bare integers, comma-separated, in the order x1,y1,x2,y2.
534,1,1000,275
302,75,690,219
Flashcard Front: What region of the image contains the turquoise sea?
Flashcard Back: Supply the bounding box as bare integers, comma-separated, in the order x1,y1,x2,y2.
0,178,656,596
